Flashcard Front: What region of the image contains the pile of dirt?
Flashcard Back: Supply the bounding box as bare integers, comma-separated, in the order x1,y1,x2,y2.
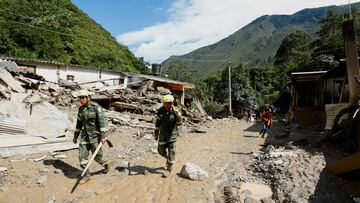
251,145,353,202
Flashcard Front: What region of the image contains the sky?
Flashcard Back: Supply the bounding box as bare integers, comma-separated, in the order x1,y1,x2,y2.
72,0,353,63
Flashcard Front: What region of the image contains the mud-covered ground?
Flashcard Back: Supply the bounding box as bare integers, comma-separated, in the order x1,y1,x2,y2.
0,119,357,203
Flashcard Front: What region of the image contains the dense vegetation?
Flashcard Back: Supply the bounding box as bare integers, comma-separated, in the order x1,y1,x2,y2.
164,5,360,117
162,3,360,79
0,0,148,72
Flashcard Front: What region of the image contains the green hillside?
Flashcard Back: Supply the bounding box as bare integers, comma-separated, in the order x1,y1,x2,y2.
0,0,146,72
162,4,359,78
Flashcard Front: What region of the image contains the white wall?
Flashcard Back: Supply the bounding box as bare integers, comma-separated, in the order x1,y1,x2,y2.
60,66,100,84
101,70,122,86
16,61,128,87
34,64,59,82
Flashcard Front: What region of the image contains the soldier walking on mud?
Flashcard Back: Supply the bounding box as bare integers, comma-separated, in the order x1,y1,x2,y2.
154,94,182,178
73,89,110,184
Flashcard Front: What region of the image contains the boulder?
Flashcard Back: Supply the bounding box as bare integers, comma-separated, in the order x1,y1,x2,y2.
180,163,209,181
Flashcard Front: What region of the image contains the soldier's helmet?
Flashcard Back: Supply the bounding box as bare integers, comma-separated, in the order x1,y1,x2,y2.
162,94,174,103
76,89,94,97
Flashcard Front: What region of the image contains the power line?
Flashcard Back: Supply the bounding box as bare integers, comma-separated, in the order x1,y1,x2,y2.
187,53,229,57
0,8,115,42
172,57,229,62
6,19,123,49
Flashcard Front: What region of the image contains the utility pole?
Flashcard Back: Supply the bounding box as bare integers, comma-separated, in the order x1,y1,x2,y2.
349,0,352,19
228,58,232,116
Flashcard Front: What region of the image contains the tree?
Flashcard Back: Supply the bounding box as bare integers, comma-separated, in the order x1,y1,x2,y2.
214,64,255,116
274,30,312,68
315,7,343,55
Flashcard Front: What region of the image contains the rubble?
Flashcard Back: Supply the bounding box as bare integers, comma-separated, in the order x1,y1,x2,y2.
251,145,328,202
0,62,206,162
0,66,25,93
239,183,272,202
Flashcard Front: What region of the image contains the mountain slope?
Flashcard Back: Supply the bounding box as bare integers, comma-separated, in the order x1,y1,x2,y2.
0,0,142,72
162,4,358,78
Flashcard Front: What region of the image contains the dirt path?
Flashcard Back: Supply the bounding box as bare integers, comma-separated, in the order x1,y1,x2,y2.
0,120,264,203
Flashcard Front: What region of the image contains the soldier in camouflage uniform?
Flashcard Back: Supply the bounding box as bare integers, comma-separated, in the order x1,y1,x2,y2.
154,94,182,177
73,90,110,183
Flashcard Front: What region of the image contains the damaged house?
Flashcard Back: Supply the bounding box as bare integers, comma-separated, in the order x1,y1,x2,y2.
291,18,360,175
0,57,194,105
0,57,198,158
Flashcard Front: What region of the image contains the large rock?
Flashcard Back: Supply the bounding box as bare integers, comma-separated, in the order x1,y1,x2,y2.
180,163,209,181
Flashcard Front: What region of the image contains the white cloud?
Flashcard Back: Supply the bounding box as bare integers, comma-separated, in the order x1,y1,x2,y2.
117,0,351,63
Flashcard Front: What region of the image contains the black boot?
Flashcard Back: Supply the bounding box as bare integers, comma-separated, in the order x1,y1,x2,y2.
103,161,111,174
166,164,172,172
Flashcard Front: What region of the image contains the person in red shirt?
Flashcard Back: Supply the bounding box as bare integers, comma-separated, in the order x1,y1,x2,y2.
259,108,272,138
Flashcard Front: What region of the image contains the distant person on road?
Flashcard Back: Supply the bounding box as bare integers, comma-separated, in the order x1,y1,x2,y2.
246,109,252,123
259,108,272,138
73,89,110,184
154,94,182,178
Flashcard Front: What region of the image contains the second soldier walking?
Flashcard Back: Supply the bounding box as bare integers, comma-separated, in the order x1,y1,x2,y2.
154,94,182,178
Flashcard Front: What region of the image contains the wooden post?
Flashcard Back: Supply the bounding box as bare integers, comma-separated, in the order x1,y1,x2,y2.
228,60,232,116
343,19,360,104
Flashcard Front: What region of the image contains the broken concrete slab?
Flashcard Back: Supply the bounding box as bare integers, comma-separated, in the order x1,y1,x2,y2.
0,135,46,148
0,66,24,93
0,60,18,72
0,141,77,158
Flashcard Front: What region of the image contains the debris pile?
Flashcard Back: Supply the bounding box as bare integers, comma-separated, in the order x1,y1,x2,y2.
0,59,206,158
251,145,326,202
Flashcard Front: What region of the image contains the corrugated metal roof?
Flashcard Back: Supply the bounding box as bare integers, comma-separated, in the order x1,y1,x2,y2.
0,56,125,74
0,60,19,72
291,71,327,75
0,116,26,135
0,57,193,87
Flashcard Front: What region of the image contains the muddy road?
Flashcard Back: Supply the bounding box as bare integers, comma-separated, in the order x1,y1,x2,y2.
0,120,263,203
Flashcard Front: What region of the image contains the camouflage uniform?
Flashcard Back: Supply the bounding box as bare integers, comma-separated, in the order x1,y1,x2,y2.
74,102,108,169
155,106,182,170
